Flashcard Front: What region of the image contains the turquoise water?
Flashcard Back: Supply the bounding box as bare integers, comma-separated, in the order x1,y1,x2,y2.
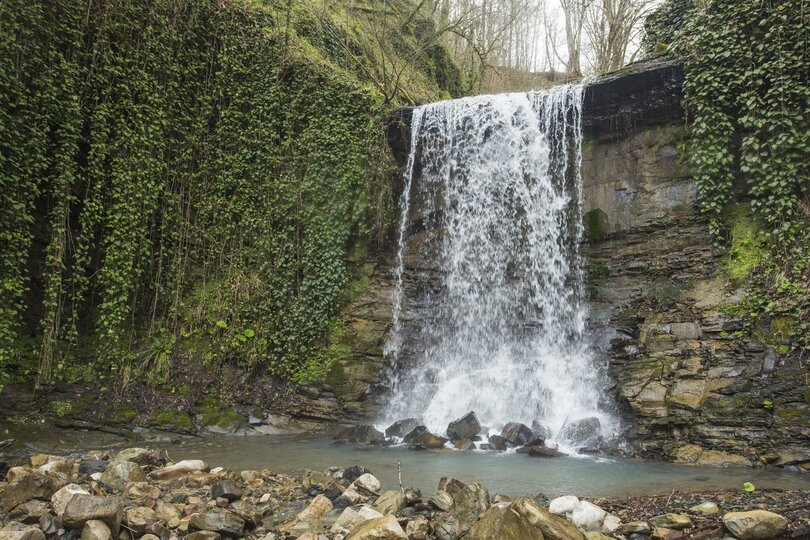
153,434,810,497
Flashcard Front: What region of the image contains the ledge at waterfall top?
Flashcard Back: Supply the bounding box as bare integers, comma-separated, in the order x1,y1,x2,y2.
381,85,620,452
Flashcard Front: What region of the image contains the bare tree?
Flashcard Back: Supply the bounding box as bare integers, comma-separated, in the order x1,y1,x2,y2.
584,0,654,73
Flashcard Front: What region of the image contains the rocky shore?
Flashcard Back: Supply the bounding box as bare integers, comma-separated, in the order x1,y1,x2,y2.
0,447,806,540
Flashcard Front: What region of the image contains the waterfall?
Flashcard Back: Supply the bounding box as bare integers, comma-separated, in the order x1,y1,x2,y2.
383,84,618,449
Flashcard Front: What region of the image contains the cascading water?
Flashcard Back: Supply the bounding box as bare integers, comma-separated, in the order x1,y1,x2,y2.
383,84,618,450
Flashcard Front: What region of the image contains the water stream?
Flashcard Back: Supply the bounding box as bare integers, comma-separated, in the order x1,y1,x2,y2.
383,85,617,448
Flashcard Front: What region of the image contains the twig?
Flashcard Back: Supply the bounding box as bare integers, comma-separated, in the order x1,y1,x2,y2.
397,460,404,494
665,489,676,507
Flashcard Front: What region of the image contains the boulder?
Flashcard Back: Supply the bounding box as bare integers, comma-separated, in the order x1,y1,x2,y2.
601,513,621,534
722,510,788,540
500,423,533,446
123,506,158,534
211,479,242,501
453,439,476,451
436,482,490,538
0,524,46,540
296,494,333,522
402,426,429,445
528,445,563,458
78,461,107,477
186,533,221,540
531,420,553,441
618,521,652,535
38,512,60,535
650,513,693,530
689,502,719,516
437,477,466,494
123,482,160,507
350,473,382,495
373,491,406,515
62,495,122,537
428,491,454,511
50,484,90,517
1,474,64,512
336,425,386,445
571,500,607,531
384,418,422,438
548,495,579,515
343,465,372,483
101,461,145,489
38,458,73,478
6,467,35,484
405,515,430,540
466,505,543,540
561,417,602,447
487,435,508,451
80,521,111,540
330,506,384,535
446,412,482,441
150,460,209,481
155,500,182,528
409,430,447,450
189,512,245,537
345,514,407,539
512,498,585,540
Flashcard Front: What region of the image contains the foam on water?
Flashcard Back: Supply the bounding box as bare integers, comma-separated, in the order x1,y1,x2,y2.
383,85,618,449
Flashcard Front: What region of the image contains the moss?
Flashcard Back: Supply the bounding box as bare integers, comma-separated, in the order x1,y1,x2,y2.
584,208,610,241
722,204,765,282
152,410,193,429
774,407,810,426
193,396,247,428
804,390,810,404
590,263,611,280
325,361,347,387
770,316,795,342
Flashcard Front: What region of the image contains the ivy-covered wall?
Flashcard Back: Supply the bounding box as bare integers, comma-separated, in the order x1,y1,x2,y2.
0,0,459,390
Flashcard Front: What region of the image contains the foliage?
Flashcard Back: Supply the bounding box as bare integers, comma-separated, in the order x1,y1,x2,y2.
640,0,694,55
0,0,454,388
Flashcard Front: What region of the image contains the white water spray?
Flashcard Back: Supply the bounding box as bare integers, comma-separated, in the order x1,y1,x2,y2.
383,85,618,448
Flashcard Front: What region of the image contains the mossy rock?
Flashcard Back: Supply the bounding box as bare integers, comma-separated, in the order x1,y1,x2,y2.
152,409,193,429
193,396,248,429
722,204,765,282
584,208,610,241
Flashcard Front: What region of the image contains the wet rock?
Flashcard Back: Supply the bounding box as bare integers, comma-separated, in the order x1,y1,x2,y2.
402,426,429,445
350,473,381,495
123,481,160,507
453,439,475,451
512,497,585,540
410,431,448,450
722,510,788,540
0,523,46,540
528,445,563,458
296,494,333,522
435,482,490,539
549,495,579,515
336,425,386,445
51,484,90,517
123,506,158,534
405,515,430,540
467,505,543,540
150,460,209,481
1,474,64,512
78,461,107,477
330,505,384,535
571,500,607,531
190,512,245,537
211,480,242,502
6,467,35,484
501,423,533,446
114,448,150,464
9,500,48,523
373,491,406,515
63,495,122,537
689,502,719,516
650,513,693,530
343,465,372,484
446,412,482,441
384,419,422,438
561,417,602,447
345,513,407,539
38,458,73,478
601,513,621,534
487,435,508,451
530,421,553,441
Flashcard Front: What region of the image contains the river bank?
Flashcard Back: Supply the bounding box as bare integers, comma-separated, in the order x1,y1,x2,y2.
0,445,807,540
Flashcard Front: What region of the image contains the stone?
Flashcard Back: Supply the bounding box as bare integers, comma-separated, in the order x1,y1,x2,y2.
529,445,563,458
0,524,46,540
650,514,693,530
63,495,122,537
186,533,221,540
619,521,652,534
561,417,602,447
437,477,466,494
466,505,543,540
722,510,788,540
123,507,158,534
211,480,242,501
487,435,508,451
500,423,533,446
667,379,706,410
651,527,681,540
330,506,384,534
101,461,146,489
350,473,382,495
155,500,182,528
38,512,60,535
410,430,448,450
78,461,107,477
549,495,579,515
601,514,621,534
38,458,73,478
50,484,90,517
81,519,112,540
453,439,476,451
150,460,209,481
690,502,720,516
512,497,585,540
384,418,421,438
336,425,386,445
428,491,454,511
446,412,482,441
1,474,65,512
405,515,430,540
6,467,35,484
297,494,333,522
531,420,553,441
345,514,407,539
571,501,607,531
584,532,615,540
114,448,150,464
442,482,490,537
373,491,406,515
343,465,372,483
189,512,245,537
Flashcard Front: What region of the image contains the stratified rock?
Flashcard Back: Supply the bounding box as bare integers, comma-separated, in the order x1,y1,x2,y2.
428,491,454,512
453,439,476,451
150,460,208,481
330,506,384,535
336,425,386,445
62,495,122,537
571,500,607,531
501,423,533,446
50,484,90,517
296,494,333,522
189,512,245,537
405,515,430,540
345,514,407,539
350,473,382,495
446,412,482,441
487,435,508,451
384,418,422,438
123,507,158,535
512,498,585,540
373,491,406,515
1,474,64,512
549,495,579,516
689,502,719,516
0,523,46,540
466,505,543,540
402,426,429,445
722,510,788,540
650,513,693,530
435,482,490,539
101,461,145,489
561,417,602,447
211,480,242,502
437,477,466,494
410,431,448,450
